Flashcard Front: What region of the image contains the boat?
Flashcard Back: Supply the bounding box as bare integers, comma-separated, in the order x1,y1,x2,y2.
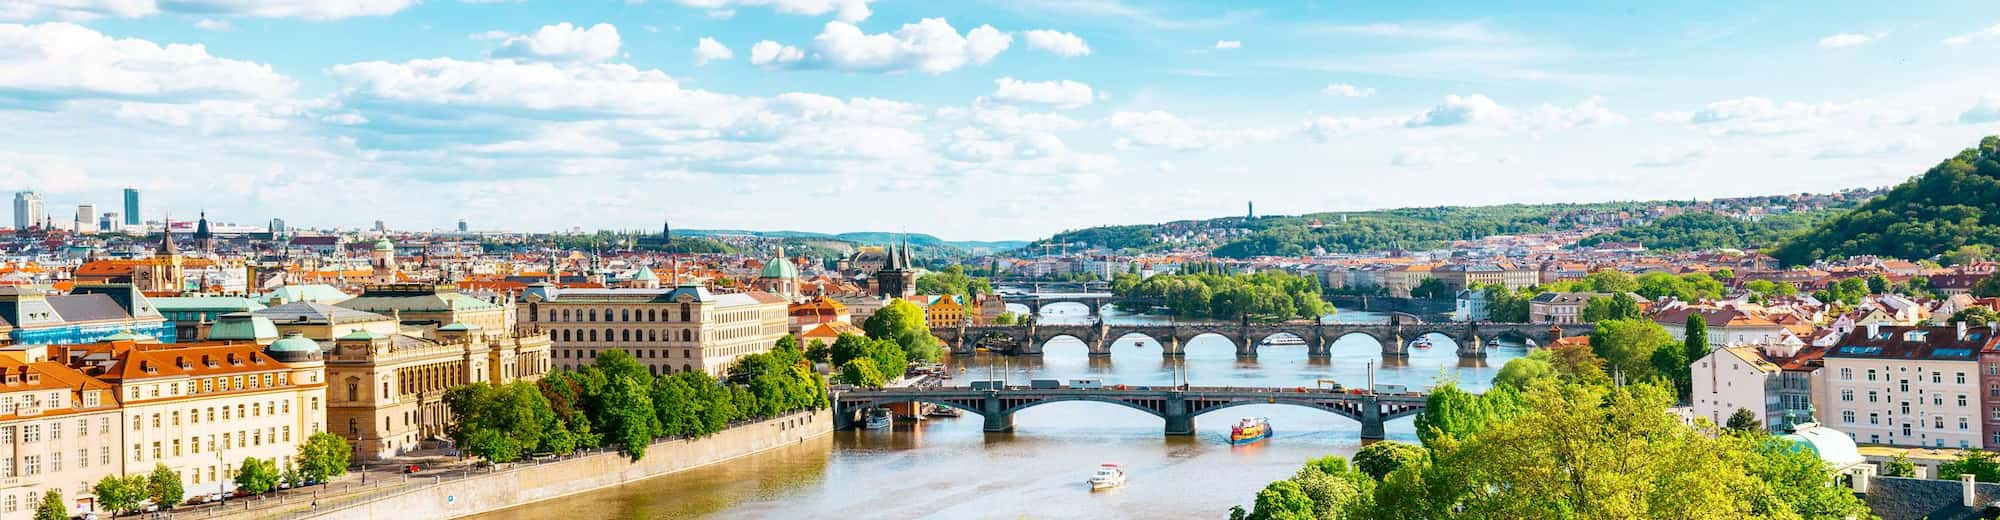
863,408,892,430
1088,464,1126,490
1263,336,1306,346
1410,337,1434,349
926,405,964,418
1229,417,1272,445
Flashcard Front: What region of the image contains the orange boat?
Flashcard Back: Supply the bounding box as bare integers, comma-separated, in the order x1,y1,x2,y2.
1229,417,1271,445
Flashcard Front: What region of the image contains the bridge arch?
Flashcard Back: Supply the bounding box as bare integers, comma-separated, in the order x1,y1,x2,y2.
1034,334,1096,357
1180,332,1242,357
840,396,989,418
1000,396,1168,419
1187,399,1365,423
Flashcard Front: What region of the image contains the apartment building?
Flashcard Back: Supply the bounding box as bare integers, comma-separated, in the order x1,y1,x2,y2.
1819,324,1998,448
520,283,788,376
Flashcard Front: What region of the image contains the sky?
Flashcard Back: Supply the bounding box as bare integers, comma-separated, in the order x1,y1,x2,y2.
7,1,2000,241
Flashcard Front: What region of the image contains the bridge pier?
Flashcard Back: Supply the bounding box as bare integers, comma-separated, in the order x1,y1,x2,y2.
1162,337,1183,358
1359,395,1386,440
1164,393,1194,435
982,394,1014,432
1383,333,1409,358
1458,334,1486,358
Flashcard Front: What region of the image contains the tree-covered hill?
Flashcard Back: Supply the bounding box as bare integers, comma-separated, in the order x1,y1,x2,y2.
1773,135,2000,265
1577,211,1836,253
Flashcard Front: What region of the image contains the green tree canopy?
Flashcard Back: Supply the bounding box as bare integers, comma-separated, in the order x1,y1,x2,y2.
1589,318,1676,380
1774,135,2000,265
1353,441,1426,481
1942,449,2000,482
235,457,281,495
33,489,64,520
298,431,352,484
146,463,184,510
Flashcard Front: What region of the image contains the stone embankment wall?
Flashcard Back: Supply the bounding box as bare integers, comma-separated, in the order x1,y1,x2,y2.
307,411,831,519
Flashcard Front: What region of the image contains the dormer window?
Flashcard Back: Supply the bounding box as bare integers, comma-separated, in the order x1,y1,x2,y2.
1906,331,1929,342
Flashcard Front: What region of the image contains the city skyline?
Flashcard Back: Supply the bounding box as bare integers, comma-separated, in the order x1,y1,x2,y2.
6,2,2000,239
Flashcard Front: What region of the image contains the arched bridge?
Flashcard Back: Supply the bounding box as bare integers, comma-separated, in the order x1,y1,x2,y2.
934,321,1588,358
997,293,1164,318
834,386,1429,440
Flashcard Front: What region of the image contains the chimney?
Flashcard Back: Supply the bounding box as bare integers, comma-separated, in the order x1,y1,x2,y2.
1867,322,1880,339
1851,467,1872,494
1960,321,1971,341
1965,473,1980,508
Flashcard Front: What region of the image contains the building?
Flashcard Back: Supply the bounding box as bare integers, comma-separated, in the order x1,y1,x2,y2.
74,204,95,234
151,297,267,342
1453,289,1488,322
12,191,42,231
920,295,966,329
122,188,139,227
1529,292,1609,324
1655,306,1790,349
754,249,801,302
1820,324,1998,448
1690,338,1819,433
0,285,172,346
0,353,124,518
521,283,787,376
74,225,195,295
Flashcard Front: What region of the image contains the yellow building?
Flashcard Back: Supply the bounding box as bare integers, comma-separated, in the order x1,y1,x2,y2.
920,295,966,329
0,354,123,518
520,283,788,377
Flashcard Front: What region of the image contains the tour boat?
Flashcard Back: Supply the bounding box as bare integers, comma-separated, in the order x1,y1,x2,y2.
927,405,964,418
863,408,892,430
1263,336,1306,346
1089,464,1127,491
1229,417,1273,445
1410,337,1434,349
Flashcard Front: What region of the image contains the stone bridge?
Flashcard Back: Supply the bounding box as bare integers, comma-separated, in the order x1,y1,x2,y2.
933,321,1587,358
834,386,1429,439
997,293,1165,318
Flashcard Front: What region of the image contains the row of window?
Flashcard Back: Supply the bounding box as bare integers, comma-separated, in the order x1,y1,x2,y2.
1839,410,1974,431
0,392,72,415
0,417,113,444
1840,389,1971,407
126,372,293,401
0,447,110,477
1838,367,1972,385
558,348,695,360
554,327,699,344
531,303,697,323
133,427,290,462
131,400,305,432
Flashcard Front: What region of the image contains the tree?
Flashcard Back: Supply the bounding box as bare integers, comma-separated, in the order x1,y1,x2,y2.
1683,313,1710,368
837,358,886,387
599,375,659,460
1582,270,1639,293
146,463,185,510
1649,342,1691,401
1951,306,1999,325
1979,277,2000,299
992,311,1019,325
1580,293,1642,323
1946,244,1993,266
864,299,928,341
1941,449,2000,482
1413,383,1525,447
804,339,831,364
1353,441,1425,480
1410,277,1451,300
1589,318,1676,380
1246,480,1317,520
33,490,64,520
1883,453,1917,478
298,432,353,484
445,381,560,463
1493,355,1556,389
235,457,281,495
1725,408,1762,433
93,475,146,514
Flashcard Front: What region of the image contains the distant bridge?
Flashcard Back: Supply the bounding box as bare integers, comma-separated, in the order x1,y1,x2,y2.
934,320,1586,358
996,293,1164,318
834,386,1429,439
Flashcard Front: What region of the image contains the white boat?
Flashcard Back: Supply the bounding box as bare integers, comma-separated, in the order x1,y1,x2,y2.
1410,337,1433,349
1089,464,1126,491
863,408,891,430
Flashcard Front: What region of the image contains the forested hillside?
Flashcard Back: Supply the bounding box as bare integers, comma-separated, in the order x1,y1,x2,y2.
1773,135,2000,265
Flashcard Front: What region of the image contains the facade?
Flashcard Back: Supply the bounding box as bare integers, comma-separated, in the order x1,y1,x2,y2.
1692,344,1792,431
12,191,41,231
1453,289,1488,322
921,295,966,328
1655,306,1791,349
0,354,123,518
73,205,94,234
1819,324,1998,448
874,239,917,299
521,283,788,376
1528,292,1612,324
0,285,172,347
324,324,548,460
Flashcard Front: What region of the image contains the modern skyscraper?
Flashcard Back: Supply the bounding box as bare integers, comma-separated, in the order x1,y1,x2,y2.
12,191,42,230
457,219,468,233
123,187,140,226
75,204,96,233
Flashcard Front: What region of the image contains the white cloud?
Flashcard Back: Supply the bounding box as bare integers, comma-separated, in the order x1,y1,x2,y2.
112,99,301,134
1320,83,1373,97
1309,21,1514,43
750,41,804,66
492,23,622,64
1526,96,1624,129
1665,96,1848,136
1107,110,1280,151
1023,29,1090,57
194,18,230,31
1817,32,1883,49
1958,96,2000,124
1214,40,1240,49
990,77,1092,109
0,0,417,21
694,37,733,65
1811,135,1928,160
1633,146,1708,168
1300,115,1401,142
0,22,295,104
759,19,1011,74
1391,145,1476,168
329,59,742,121
1944,24,2000,46
1406,94,1509,127
672,0,875,23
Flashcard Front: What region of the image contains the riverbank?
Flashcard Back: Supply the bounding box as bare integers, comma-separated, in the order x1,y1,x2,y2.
279,411,830,520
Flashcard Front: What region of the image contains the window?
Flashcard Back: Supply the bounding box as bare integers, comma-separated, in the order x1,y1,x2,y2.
22,425,39,443
1960,372,1969,385
1901,402,1910,415
48,452,58,472
1868,369,1877,381
1937,416,1946,429
99,447,108,466
22,455,38,475
47,422,58,440
1934,373,1943,384
1842,410,1856,423
1962,417,1971,430
1901,380,1910,392
1961,395,1970,407
1869,391,1879,403
1869,413,1880,425
77,449,87,469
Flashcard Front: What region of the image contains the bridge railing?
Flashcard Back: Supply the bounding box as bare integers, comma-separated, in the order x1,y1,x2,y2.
835,384,1428,398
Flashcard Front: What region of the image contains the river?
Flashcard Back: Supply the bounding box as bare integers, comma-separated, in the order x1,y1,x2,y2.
472,302,1524,520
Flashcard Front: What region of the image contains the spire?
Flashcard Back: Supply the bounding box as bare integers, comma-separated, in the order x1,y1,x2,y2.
157,217,178,256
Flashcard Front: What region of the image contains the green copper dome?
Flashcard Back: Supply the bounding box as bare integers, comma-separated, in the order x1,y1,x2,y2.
373,238,394,252
266,332,322,361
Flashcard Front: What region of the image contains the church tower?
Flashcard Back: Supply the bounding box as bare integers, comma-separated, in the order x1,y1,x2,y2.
370,237,398,284
874,237,917,298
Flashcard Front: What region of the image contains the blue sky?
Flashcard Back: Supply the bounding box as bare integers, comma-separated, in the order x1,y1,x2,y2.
7,1,2000,240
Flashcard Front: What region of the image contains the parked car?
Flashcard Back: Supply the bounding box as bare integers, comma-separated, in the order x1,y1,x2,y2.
403,464,423,474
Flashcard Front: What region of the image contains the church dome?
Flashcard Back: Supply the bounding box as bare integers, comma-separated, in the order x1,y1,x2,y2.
372,238,394,252
760,253,799,280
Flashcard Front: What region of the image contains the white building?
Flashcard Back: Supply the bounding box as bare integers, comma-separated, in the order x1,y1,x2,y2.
1818,324,1996,448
